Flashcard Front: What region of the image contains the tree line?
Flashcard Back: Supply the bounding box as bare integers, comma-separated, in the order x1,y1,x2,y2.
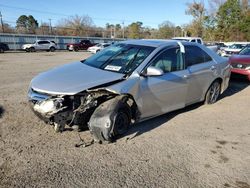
0,0,249,41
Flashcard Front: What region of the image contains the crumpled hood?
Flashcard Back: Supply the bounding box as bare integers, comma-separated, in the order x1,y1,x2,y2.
31,62,125,95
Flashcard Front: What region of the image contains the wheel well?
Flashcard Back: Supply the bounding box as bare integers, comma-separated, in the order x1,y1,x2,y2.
121,94,140,123
214,77,223,85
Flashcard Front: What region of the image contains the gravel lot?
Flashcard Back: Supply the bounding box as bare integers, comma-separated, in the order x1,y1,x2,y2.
0,51,250,188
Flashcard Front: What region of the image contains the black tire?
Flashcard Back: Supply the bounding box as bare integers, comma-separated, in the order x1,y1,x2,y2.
25,48,30,52
204,80,221,105
89,96,131,143
50,47,56,52
73,47,79,52
96,49,100,53
0,48,4,53
30,47,35,52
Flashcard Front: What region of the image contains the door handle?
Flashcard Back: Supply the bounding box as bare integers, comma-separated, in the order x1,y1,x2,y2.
210,66,216,70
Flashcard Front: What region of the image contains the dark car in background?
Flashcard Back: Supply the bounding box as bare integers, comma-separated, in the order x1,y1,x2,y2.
0,42,9,53
66,39,97,51
229,45,250,81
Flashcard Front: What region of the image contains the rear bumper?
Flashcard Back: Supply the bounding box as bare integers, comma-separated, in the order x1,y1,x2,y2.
231,69,250,80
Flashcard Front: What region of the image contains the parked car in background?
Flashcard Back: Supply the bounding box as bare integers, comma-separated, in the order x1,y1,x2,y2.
229,45,250,81
215,42,228,50
87,43,111,53
172,37,204,44
28,40,230,143
219,43,246,57
22,40,57,52
0,42,9,53
172,37,218,52
66,39,96,51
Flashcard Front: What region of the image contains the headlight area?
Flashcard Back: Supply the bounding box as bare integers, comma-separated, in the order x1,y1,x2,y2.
30,89,118,132
33,98,66,116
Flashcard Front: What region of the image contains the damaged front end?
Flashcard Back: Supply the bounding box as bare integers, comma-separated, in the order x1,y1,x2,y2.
28,87,118,132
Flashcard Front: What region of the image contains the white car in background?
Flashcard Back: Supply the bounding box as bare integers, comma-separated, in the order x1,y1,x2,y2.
87,43,111,53
22,40,57,52
219,43,247,57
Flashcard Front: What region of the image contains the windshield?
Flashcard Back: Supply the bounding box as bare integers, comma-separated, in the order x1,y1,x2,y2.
229,44,244,49
239,46,250,55
82,43,155,74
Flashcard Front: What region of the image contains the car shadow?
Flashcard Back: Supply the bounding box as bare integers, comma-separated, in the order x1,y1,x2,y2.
220,78,249,99
0,105,5,119
123,79,249,141
123,102,203,140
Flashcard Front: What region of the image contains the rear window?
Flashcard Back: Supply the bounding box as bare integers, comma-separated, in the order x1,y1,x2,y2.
38,41,50,44
184,46,212,67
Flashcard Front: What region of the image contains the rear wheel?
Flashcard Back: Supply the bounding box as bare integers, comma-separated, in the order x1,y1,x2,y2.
204,81,221,104
0,48,4,53
50,47,56,52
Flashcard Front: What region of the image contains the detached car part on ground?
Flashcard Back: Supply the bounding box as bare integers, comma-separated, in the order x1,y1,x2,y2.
28,40,231,143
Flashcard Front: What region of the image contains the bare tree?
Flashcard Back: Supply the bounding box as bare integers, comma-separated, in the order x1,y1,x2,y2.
185,1,206,37
56,15,94,36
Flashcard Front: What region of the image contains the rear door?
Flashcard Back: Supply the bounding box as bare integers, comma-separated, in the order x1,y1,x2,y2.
37,41,50,50
184,45,216,105
139,47,189,118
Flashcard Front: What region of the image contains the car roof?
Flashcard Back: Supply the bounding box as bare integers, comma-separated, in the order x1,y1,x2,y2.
172,37,202,40
36,40,50,42
120,39,182,48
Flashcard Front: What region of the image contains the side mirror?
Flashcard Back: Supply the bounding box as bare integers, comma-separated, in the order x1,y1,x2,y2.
143,66,164,76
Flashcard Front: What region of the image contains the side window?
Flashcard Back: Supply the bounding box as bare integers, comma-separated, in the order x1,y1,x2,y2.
197,39,202,44
38,41,49,45
191,39,196,43
184,46,212,67
151,48,184,73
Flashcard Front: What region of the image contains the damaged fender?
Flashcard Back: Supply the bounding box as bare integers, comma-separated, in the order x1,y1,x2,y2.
88,95,132,143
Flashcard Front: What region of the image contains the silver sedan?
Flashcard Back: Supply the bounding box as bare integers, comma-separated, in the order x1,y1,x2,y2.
28,40,231,143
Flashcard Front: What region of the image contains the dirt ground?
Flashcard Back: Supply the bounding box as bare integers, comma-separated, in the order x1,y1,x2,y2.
0,51,250,188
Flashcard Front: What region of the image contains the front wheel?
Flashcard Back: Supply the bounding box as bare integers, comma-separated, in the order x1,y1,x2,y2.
30,47,35,52
204,81,221,105
89,96,131,143
73,47,79,52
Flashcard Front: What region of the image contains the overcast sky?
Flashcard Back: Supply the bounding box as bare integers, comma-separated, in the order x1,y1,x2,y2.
0,0,205,28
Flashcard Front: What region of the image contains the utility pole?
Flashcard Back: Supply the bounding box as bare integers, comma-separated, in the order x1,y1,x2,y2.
49,18,52,35
0,11,4,33
122,21,125,39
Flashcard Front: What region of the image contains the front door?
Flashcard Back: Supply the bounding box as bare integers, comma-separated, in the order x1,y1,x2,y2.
139,47,189,119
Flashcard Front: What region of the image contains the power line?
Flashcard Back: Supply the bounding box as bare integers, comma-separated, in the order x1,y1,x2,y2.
0,3,160,25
